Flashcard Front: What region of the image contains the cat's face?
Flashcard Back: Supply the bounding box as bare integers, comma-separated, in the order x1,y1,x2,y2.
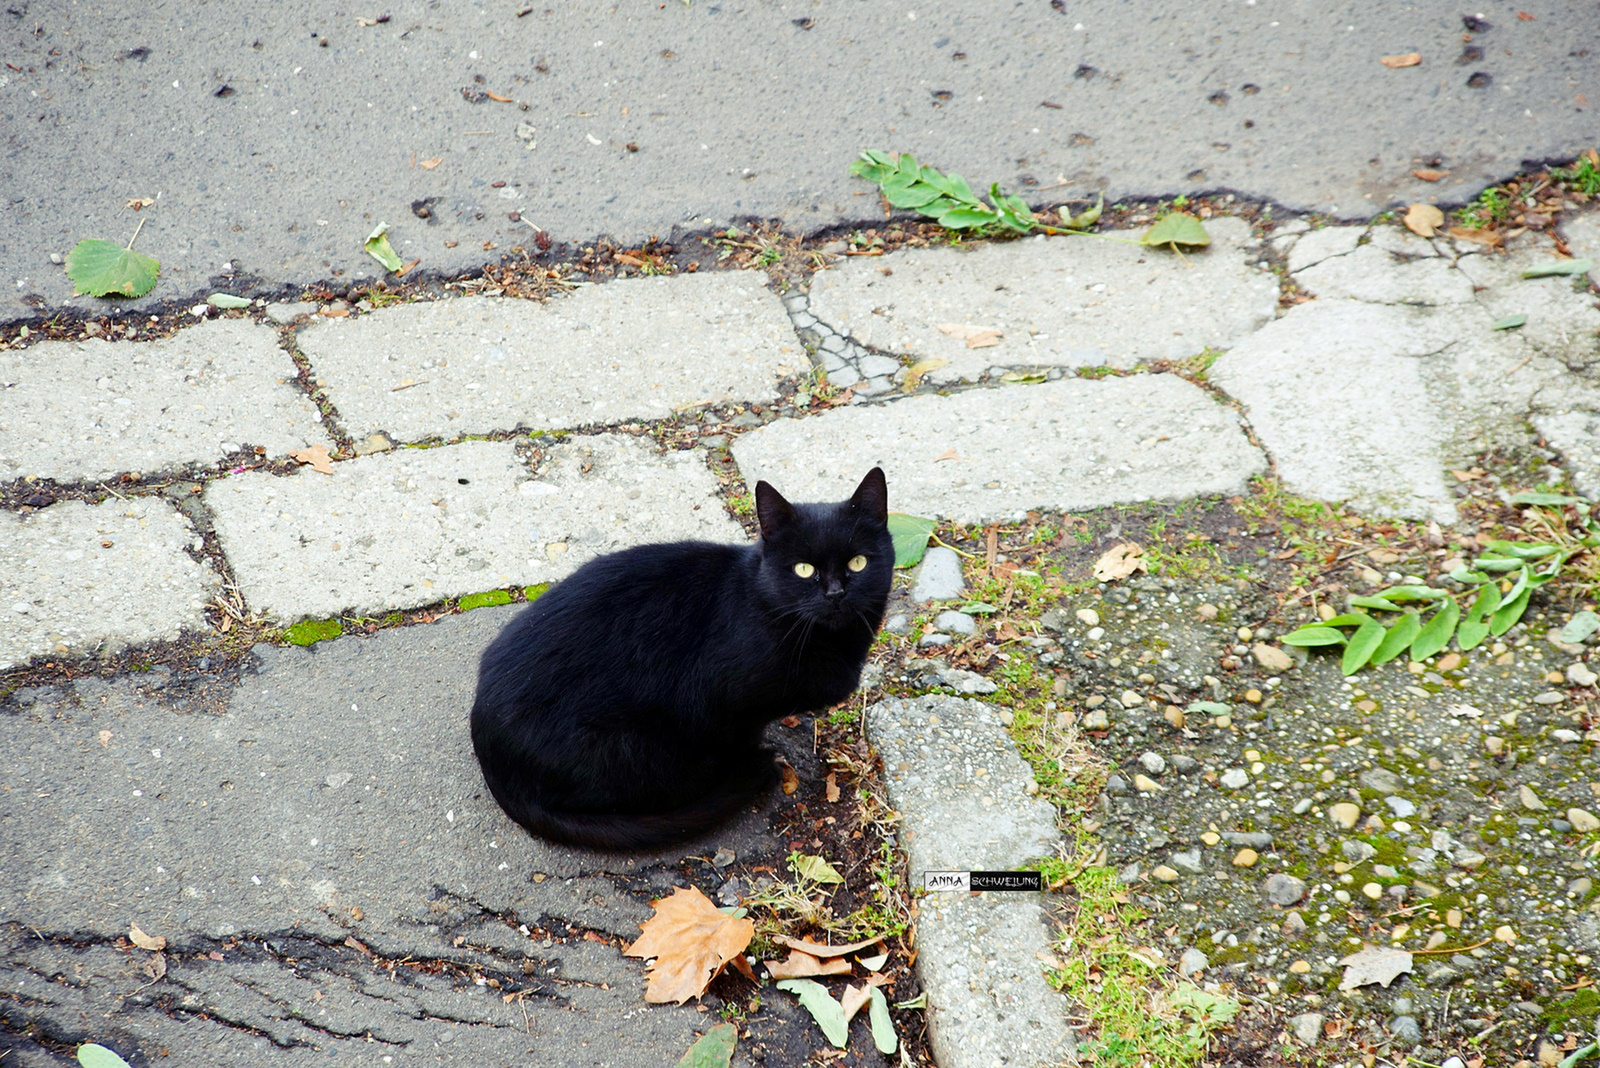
754,468,894,633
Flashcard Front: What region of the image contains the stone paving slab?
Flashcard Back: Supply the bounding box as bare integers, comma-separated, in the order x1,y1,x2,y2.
865,695,1068,1068
0,499,221,670
1,610,795,1065
205,435,741,623
0,319,329,482
732,376,1266,523
296,275,803,443
806,218,1278,385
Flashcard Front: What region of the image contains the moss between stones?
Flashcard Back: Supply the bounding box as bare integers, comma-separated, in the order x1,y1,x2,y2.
284,618,344,646
457,589,513,611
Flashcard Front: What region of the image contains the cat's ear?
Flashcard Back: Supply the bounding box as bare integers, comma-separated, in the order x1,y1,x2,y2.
754,480,797,540
850,467,888,524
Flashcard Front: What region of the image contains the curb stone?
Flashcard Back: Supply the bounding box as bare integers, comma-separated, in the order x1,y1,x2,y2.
295,275,802,442
205,435,739,622
1,498,222,669
732,374,1266,523
0,318,328,481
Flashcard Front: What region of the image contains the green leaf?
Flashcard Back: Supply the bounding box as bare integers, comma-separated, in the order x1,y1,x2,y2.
887,513,937,568
1348,595,1403,611
1448,566,1491,584
1279,626,1347,647
1063,193,1104,230
791,853,844,885
1464,581,1501,624
883,184,948,209
675,1023,737,1068
1490,313,1527,330
1520,258,1594,278
66,238,161,298
1560,610,1600,643
207,292,252,309
1481,540,1560,559
1371,612,1422,665
77,1046,134,1068
1489,587,1531,636
776,979,849,1047
1509,491,1586,506
1409,598,1460,661
895,152,920,176
1342,617,1386,675
1456,620,1490,650
364,223,403,272
1186,701,1232,715
1470,555,1525,572
1141,213,1211,249
935,206,1000,229
961,601,1000,614
867,986,899,1054
945,171,977,203
1321,613,1374,628
1380,585,1451,602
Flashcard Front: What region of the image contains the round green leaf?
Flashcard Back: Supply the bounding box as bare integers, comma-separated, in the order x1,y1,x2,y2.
66,239,160,298
935,206,1000,229
1142,212,1211,249
675,1023,737,1068
886,513,936,568
77,1045,134,1068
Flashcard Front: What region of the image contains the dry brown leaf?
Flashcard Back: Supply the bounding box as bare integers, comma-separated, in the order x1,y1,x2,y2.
1411,168,1448,182
936,323,1003,349
98,730,113,749
624,886,753,1004
864,970,890,986
765,948,851,979
1379,52,1422,68
614,252,646,267
934,448,961,463
319,306,350,318
144,951,167,981
1447,226,1502,247
1337,945,1413,990
125,197,156,211
902,357,948,391
825,772,841,803
840,983,872,1023
289,444,335,475
344,935,373,956
418,157,444,170
1404,203,1445,237
774,934,886,959
729,954,757,983
778,760,799,796
1093,542,1147,582
129,923,166,952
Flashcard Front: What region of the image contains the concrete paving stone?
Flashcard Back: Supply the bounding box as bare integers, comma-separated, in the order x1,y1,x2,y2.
1454,237,1600,370
865,694,1067,1068
0,498,222,670
0,318,328,481
1561,208,1600,288
731,375,1266,523
806,217,1278,384
1534,410,1600,500
0,611,792,1065
206,434,741,623
1284,225,1363,274
1294,236,1475,305
1209,299,1576,523
296,274,803,442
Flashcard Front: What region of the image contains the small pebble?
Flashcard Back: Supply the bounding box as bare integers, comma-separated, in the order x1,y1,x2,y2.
1288,959,1312,975
1519,784,1547,811
1569,661,1598,687
1233,848,1258,867
1138,752,1166,775
1220,768,1250,789
1075,608,1100,626
1151,865,1180,883
1328,802,1361,829
1568,808,1600,832
1133,774,1162,793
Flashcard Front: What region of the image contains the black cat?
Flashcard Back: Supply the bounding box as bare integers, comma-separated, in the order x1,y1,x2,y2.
470,468,894,851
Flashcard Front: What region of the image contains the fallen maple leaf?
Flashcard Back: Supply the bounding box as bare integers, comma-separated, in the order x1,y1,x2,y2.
1403,203,1445,237
1093,542,1147,582
1379,52,1422,68
289,444,335,475
624,886,753,1004
128,923,166,952
1337,945,1413,990
765,948,852,979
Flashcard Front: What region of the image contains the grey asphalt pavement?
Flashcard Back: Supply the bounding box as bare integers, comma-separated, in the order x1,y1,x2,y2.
4,1,1597,321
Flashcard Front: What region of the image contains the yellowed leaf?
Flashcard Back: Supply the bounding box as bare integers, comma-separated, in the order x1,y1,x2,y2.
840,983,872,1023
774,934,886,959
1379,52,1422,68
902,357,948,391
289,444,335,475
765,948,852,979
623,886,753,1004
129,923,166,952
1093,542,1147,582
1404,203,1445,237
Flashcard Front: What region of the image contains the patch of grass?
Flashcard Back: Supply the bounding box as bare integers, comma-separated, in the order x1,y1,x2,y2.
1551,154,1600,195
457,589,513,611
1456,186,1513,229
1046,860,1239,1068
522,583,549,602
728,493,755,517
282,618,343,647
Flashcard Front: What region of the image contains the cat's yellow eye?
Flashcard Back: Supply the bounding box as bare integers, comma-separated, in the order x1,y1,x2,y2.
847,555,868,573
793,562,815,579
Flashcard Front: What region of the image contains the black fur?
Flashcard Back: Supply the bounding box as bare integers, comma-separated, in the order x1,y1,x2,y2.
470,468,893,851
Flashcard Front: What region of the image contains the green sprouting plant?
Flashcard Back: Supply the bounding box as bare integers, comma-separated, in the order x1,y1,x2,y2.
1457,186,1513,229
1281,492,1600,674
1551,152,1600,195
849,150,1210,250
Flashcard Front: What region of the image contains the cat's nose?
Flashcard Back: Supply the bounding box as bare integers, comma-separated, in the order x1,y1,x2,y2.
823,581,846,602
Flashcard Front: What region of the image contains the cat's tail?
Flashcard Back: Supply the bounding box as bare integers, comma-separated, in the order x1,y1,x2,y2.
496,761,776,853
